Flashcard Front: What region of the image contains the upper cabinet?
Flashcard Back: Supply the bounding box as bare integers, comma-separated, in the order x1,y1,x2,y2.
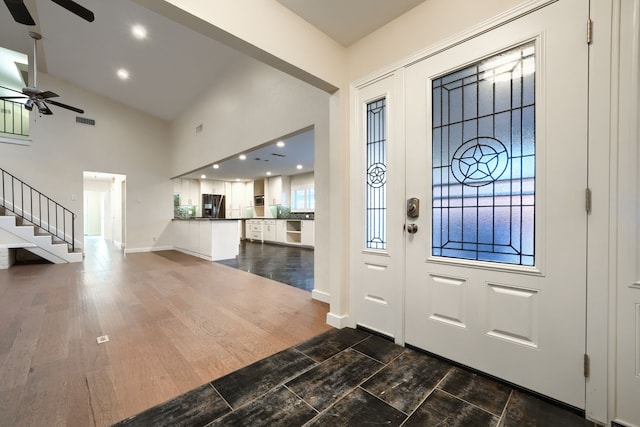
253,179,264,196
200,179,226,195
266,176,283,205
174,178,200,206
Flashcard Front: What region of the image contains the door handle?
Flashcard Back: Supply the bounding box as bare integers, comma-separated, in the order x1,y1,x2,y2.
407,223,418,234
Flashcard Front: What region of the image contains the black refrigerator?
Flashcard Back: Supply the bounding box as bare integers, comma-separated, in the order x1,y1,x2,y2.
202,194,225,218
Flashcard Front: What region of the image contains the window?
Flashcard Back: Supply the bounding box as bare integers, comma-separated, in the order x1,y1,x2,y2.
432,42,536,266
366,98,387,250
292,185,314,211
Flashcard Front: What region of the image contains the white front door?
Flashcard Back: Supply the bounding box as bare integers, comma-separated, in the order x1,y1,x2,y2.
404,0,588,408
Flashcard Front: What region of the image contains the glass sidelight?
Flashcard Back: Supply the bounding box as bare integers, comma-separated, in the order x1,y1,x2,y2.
366,98,387,250
432,42,536,266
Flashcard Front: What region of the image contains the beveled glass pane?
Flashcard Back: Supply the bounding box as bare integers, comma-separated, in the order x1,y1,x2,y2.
432,41,536,266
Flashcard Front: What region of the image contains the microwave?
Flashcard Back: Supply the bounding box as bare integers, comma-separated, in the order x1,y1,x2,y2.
254,195,265,206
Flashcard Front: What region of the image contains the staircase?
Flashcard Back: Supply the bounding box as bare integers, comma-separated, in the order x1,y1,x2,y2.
0,168,82,269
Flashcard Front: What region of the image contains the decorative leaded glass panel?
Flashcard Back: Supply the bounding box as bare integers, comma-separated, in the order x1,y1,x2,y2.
366,98,387,250
432,42,535,266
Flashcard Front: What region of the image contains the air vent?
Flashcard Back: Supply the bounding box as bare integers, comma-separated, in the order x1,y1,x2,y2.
76,116,95,126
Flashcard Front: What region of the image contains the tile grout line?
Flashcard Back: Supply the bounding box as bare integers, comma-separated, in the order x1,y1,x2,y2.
436,387,504,420
496,389,515,426
397,366,455,426
295,336,399,425
207,382,233,414
205,349,321,422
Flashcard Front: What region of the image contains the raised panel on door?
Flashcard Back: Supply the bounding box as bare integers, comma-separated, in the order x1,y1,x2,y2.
350,73,405,340
405,0,588,408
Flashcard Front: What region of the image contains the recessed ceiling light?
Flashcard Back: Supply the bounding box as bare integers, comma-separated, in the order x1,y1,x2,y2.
200,174,206,179
212,164,219,169
117,68,129,80
131,25,147,40
236,178,241,181
266,171,272,176
296,164,303,170
276,141,285,148
239,154,247,160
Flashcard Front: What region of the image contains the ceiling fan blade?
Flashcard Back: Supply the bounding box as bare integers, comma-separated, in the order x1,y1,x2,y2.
0,96,27,100
46,99,84,114
50,0,94,22
3,0,36,25
37,90,59,99
0,85,26,95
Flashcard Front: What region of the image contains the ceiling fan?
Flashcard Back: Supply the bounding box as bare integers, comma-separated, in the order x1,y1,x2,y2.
3,0,94,25
0,31,84,115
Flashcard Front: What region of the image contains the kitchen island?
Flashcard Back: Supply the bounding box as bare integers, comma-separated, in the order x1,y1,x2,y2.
173,218,241,261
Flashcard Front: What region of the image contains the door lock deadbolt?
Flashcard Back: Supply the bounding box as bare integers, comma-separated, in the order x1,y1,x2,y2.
407,197,420,218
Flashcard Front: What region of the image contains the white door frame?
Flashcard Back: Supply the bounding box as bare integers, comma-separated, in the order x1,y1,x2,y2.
348,0,623,424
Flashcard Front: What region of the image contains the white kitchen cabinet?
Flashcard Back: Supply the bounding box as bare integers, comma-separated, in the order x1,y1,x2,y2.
275,220,287,244
263,220,276,242
246,219,263,242
188,219,200,251
175,178,200,206
226,181,245,218
174,219,188,250
266,176,282,205
173,219,240,261
200,179,226,195
301,220,314,247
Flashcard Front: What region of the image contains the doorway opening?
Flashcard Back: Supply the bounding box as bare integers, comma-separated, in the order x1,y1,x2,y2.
83,171,126,251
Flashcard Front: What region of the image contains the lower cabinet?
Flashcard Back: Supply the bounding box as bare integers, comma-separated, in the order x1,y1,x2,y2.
173,220,240,261
245,219,263,242
263,220,276,242
301,220,314,246
244,219,314,247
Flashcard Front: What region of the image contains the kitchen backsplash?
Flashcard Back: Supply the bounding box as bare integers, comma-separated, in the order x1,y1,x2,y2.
174,205,197,219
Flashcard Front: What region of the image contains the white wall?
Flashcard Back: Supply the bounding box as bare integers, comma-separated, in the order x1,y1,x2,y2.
0,72,173,252
168,53,331,298
290,172,314,188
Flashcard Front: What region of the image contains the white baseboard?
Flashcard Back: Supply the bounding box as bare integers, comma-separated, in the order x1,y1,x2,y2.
151,246,174,252
124,247,151,254
326,312,350,329
311,289,330,303
124,245,173,254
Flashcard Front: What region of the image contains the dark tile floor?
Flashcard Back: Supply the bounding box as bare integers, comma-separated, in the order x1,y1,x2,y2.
216,241,314,292
113,328,598,427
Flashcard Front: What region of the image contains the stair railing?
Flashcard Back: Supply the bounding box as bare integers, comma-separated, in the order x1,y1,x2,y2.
1,99,30,137
0,167,76,252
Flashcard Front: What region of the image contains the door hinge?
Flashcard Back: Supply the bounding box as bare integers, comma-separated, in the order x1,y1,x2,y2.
585,188,592,214
587,19,593,45
584,353,590,378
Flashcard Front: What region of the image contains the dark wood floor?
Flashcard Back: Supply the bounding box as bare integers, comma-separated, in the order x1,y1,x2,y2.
0,237,331,426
